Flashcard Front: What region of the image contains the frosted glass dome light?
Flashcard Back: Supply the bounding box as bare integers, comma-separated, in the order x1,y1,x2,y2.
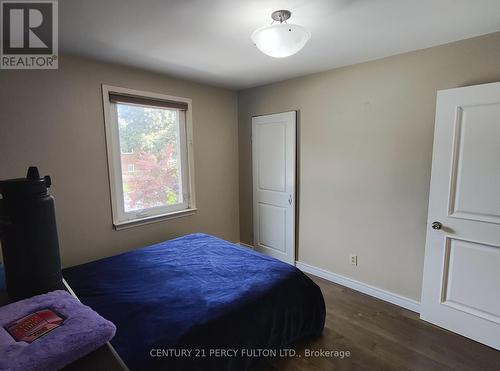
251,10,311,58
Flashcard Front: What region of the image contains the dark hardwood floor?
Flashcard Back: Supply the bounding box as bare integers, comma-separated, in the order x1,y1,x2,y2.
262,275,500,371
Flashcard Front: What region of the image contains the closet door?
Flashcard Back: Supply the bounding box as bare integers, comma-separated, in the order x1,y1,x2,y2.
252,111,296,265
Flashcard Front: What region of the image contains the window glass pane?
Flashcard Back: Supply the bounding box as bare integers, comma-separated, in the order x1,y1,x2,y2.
116,103,183,212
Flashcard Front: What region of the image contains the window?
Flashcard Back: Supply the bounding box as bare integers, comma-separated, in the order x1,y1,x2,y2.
102,85,196,228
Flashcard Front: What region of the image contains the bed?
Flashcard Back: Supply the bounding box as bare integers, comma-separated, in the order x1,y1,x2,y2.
62,233,325,371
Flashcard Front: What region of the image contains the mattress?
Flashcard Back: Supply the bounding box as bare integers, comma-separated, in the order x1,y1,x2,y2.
63,233,325,371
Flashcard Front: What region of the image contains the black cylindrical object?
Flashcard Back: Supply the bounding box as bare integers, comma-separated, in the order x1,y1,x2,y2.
0,167,64,302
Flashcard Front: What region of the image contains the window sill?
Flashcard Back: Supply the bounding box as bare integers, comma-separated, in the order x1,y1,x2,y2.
113,208,197,231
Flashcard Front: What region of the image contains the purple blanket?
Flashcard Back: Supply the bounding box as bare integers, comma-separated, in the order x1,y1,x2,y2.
0,290,116,371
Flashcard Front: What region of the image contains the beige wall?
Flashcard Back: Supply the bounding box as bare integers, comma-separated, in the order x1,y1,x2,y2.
0,55,239,267
238,32,500,301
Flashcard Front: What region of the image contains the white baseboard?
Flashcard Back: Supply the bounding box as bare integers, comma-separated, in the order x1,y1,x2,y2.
295,261,420,313
237,242,254,249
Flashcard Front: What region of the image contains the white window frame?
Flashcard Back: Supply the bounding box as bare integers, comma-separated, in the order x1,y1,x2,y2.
102,84,196,230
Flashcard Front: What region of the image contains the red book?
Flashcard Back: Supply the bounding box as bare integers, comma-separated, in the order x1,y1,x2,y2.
5,309,64,343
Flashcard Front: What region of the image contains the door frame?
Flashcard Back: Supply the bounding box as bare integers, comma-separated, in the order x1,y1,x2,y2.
251,110,298,265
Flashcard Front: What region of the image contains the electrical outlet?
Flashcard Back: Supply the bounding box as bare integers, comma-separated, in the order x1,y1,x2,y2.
349,254,358,266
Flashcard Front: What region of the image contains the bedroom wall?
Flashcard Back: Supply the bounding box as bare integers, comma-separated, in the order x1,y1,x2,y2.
0,55,239,267
238,31,500,301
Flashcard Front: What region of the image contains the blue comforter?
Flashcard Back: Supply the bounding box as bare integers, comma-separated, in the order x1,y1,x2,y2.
63,234,325,371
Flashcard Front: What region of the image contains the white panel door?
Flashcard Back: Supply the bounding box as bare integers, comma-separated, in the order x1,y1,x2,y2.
252,111,296,265
421,82,500,350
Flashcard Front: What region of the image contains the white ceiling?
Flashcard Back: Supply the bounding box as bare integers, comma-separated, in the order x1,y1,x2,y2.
60,0,500,90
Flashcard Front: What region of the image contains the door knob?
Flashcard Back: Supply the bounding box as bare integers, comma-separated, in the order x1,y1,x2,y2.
431,221,442,230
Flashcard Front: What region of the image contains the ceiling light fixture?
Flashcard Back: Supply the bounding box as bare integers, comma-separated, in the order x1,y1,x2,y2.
251,10,311,58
